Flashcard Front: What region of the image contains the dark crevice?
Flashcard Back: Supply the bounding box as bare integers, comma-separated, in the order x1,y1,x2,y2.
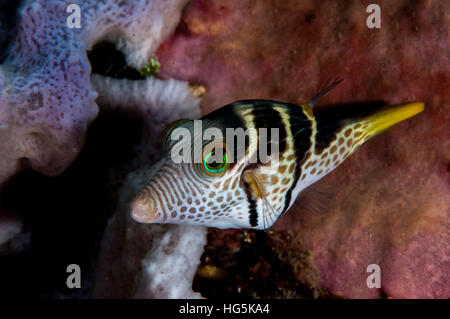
87,41,144,80
0,109,144,298
0,0,24,63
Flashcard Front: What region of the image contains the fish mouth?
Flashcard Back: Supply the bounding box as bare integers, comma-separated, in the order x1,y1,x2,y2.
129,191,160,223
361,102,424,140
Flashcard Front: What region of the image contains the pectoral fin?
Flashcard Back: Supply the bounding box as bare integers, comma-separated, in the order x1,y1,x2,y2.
243,170,281,229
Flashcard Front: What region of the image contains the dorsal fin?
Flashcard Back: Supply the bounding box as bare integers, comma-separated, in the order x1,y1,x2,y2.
309,79,343,107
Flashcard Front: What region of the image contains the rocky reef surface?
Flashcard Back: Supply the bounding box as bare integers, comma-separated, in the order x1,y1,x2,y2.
156,0,449,298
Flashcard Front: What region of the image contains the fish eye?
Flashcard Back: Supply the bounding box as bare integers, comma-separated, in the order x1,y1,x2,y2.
203,149,227,174
200,142,229,177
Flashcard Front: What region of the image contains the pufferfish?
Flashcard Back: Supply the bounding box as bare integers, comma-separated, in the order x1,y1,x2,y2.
130,81,424,229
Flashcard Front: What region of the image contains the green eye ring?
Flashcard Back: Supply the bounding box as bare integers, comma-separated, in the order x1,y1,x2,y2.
203,150,227,174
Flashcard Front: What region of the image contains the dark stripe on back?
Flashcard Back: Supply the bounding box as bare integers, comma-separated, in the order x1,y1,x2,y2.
314,101,385,153
250,105,287,161
314,119,341,154
282,106,312,213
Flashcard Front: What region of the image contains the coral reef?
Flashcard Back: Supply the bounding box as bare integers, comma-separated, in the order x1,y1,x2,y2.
0,0,203,298
194,229,336,298
0,0,97,184
134,225,206,298
0,0,192,185
157,0,449,298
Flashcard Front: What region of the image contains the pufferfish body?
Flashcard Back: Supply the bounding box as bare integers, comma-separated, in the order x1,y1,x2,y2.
130,82,424,229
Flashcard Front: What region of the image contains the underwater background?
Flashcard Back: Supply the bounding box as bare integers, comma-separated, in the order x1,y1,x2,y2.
0,0,448,299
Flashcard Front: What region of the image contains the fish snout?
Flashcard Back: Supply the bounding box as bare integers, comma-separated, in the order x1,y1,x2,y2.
129,189,160,223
